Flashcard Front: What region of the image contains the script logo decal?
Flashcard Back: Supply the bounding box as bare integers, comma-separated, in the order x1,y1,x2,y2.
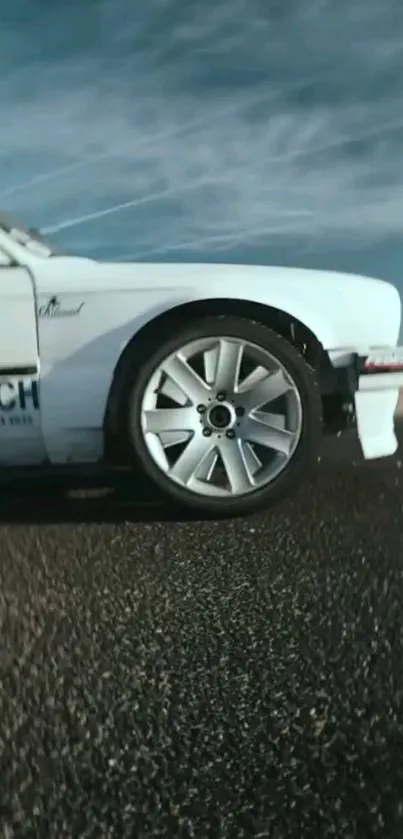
38,296,85,318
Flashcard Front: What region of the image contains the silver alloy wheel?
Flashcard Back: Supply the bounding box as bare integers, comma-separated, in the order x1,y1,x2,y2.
137,336,303,498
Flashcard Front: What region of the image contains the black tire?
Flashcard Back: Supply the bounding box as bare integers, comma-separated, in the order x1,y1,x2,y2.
120,316,323,518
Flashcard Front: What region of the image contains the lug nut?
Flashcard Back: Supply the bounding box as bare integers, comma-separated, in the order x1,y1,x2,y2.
235,406,245,417
197,404,206,413
203,428,212,437
216,391,226,401
226,429,236,439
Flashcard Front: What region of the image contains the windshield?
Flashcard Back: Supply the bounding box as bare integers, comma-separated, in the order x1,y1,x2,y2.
0,212,63,257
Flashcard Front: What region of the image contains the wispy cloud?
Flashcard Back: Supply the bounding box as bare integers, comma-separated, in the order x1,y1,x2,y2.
1,0,403,260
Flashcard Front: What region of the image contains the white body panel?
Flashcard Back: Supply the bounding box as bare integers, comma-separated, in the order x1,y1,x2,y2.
0,223,401,466
0,266,38,369
0,262,45,464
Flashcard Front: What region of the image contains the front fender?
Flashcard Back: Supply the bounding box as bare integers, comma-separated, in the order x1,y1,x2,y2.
194,268,400,352
118,262,400,353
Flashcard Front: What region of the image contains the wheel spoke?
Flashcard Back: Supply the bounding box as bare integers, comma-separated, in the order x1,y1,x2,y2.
218,438,255,494
244,414,294,455
162,354,210,403
214,339,243,392
203,346,219,385
159,376,189,406
253,410,286,430
242,441,263,475
238,365,268,392
143,407,196,434
241,368,291,412
169,433,214,485
159,431,192,448
197,448,219,482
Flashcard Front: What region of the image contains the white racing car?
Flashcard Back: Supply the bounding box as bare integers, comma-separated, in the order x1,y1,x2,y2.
0,211,402,517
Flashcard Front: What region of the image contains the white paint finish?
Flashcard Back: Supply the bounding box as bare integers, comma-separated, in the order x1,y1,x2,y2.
32,256,402,352
359,371,403,391
354,366,403,459
0,267,39,369
355,388,399,459
36,286,180,463
0,216,402,466
396,390,403,416
0,374,46,465
0,248,11,266
31,255,400,464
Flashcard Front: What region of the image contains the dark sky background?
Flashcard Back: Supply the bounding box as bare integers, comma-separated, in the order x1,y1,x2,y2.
1,0,403,289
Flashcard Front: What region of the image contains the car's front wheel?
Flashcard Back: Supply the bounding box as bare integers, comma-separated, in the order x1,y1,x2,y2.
124,316,323,517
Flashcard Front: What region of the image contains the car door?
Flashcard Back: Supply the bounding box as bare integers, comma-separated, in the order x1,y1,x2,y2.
0,255,47,465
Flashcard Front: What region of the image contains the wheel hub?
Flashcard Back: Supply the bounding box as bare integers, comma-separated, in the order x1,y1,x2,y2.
206,401,235,431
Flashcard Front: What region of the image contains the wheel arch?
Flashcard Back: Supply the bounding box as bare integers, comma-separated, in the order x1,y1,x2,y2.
103,297,329,456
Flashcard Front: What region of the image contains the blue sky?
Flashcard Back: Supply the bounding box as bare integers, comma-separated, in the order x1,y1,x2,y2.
1,0,403,288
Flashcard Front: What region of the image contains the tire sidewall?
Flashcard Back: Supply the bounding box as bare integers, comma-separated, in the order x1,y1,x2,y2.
121,317,323,516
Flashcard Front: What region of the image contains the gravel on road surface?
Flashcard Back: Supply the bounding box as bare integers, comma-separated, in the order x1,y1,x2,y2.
1,429,403,839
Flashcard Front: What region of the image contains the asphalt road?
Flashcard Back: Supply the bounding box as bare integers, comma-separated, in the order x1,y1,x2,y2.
1,429,403,839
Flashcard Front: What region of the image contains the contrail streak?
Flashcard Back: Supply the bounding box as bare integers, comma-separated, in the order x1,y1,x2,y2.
0,81,308,202
41,180,220,233
42,108,403,236
116,218,316,262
